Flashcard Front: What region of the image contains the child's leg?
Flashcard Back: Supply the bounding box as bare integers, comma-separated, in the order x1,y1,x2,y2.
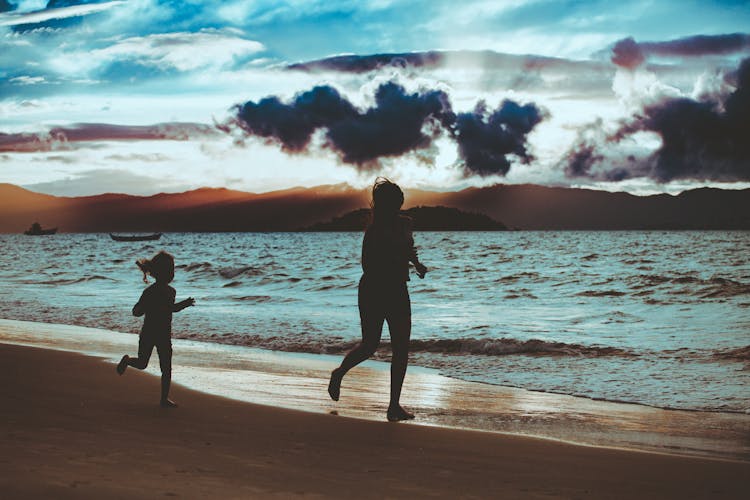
156,340,175,407
126,335,154,370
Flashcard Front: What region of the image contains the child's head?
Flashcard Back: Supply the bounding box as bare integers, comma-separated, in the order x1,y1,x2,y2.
371,177,404,223
137,251,175,283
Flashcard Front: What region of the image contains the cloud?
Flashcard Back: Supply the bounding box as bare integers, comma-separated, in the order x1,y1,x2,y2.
287,49,610,78
610,37,644,70
286,49,619,98
454,100,546,176
564,57,750,182
610,33,750,69
8,75,46,85
228,81,546,177
22,167,191,196
89,30,265,73
0,0,123,26
288,51,446,73
0,122,219,152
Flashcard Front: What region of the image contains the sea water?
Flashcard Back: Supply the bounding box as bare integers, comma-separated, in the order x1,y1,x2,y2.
0,231,748,413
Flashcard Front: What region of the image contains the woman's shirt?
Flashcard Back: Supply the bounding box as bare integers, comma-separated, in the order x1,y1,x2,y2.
133,282,176,337
361,215,419,284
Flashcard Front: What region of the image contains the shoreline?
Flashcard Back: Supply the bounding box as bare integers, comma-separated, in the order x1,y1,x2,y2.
1,318,749,462
2,341,749,498
3,316,747,417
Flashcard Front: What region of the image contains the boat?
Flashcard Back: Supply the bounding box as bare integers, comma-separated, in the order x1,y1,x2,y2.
24,222,57,235
110,233,162,242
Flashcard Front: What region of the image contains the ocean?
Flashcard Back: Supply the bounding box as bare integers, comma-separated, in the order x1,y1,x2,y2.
1,231,748,414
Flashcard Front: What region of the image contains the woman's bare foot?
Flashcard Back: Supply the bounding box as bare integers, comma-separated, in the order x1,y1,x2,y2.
328,369,342,401
160,399,178,408
387,405,415,422
116,355,129,375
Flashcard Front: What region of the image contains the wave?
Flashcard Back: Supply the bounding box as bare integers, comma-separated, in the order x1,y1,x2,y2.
218,266,263,279
624,274,750,298
32,275,115,285
407,337,635,357
180,262,213,272
177,332,635,359
495,272,541,283
232,295,273,303
576,290,626,297
698,278,750,299
712,345,750,362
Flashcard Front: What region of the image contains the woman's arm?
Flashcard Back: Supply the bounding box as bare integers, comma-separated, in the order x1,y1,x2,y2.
402,217,428,278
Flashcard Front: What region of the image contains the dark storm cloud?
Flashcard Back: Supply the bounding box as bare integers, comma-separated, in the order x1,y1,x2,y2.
230,82,546,177
325,82,454,165
611,33,750,68
231,85,359,152
0,122,219,152
565,58,750,182
454,100,546,176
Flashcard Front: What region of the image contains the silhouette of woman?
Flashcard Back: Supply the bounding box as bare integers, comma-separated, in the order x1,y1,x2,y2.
328,178,428,421
117,251,194,407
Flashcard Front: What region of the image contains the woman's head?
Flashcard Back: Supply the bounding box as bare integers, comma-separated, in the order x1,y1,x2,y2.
137,251,175,283
371,177,404,223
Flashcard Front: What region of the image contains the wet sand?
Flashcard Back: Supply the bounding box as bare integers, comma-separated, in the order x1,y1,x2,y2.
1,318,748,461
1,342,749,498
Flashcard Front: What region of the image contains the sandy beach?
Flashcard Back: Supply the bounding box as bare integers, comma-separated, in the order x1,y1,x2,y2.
1,340,748,499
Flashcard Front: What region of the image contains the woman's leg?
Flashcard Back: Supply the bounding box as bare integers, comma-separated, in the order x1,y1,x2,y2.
386,285,413,421
328,280,385,400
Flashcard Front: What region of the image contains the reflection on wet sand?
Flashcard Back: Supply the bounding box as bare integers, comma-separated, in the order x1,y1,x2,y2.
1,318,747,462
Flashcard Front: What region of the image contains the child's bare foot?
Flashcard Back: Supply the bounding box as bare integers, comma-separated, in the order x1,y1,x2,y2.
160,399,178,408
328,369,342,401
387,405,415,422
116,355,129,375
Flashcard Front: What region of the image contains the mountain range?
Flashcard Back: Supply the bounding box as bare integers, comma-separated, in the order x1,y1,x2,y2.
1,182,748,232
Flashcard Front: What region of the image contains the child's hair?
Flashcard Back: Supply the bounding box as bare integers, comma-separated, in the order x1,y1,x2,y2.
136,251,175,283
371,177,404,225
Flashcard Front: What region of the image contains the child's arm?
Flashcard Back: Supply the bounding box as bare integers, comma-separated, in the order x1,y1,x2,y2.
132,289,148,316
173,297,195,312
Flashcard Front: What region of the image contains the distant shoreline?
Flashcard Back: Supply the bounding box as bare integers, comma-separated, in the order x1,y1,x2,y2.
3,182,748,232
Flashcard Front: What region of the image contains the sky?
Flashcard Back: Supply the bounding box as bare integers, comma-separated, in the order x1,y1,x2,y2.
0,0,749,196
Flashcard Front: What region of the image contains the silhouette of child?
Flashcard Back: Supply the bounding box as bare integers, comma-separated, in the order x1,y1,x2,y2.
328,178,428,421
117,251,194,407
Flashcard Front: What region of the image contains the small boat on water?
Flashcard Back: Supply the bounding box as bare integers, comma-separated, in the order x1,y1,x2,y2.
24,222,57,235
110,233,162,242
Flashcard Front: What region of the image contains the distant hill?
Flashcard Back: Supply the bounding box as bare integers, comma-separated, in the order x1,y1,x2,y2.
304,206,507,231
1,182,748,232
